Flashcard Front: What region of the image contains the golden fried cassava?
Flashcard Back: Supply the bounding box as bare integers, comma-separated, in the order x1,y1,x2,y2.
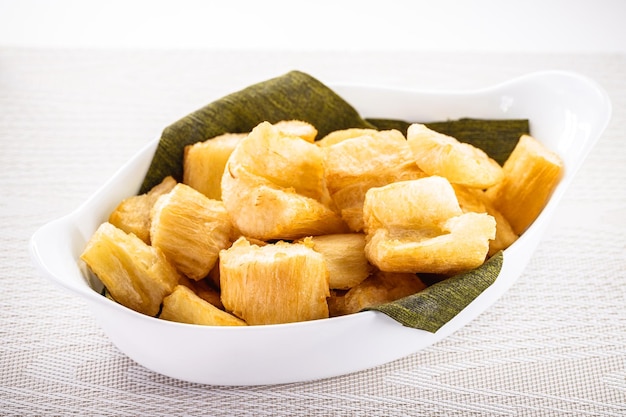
219,237,330,325
486,134,563,234
322,129,425,231
363,177,496,274
108,176,177,244
221,121,346,240
81,222,181,316
151,183,233,280
183,133,246,200
407,123,503,188
299,233,372,290
160,285,246,326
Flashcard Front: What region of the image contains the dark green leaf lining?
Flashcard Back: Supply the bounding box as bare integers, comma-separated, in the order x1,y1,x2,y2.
365,252,503,332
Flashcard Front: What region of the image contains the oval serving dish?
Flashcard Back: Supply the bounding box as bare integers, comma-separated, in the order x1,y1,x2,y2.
30,71,611,385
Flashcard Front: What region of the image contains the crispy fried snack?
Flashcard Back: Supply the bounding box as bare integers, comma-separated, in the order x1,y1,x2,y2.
273,119,318,143
183,121,316,200
316,127,380,147
486,134,563,234
161,285,246,326
366,214,496,274
177,275,224,309
329,270,427,316
183,133,246,200
108,176,177,244
219,237,330,325
322,129,425,231
453,184,519,255
363,176,496,274
299,233,372,290
151,183,233,280
80,222,181,316
407,123,503,188
221,121,347,240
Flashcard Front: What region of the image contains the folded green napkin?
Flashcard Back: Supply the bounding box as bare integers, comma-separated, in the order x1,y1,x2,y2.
140,70,526,332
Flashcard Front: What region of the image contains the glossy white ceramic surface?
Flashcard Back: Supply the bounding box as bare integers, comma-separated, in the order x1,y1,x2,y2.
30,71,611,385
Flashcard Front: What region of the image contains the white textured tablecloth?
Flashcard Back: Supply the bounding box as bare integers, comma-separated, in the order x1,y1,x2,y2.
1,49,625,416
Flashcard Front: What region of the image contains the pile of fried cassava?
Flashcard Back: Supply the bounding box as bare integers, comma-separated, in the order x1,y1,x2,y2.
81,120,563,326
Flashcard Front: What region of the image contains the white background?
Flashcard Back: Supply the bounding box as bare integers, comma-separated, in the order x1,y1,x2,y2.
1,0,625,53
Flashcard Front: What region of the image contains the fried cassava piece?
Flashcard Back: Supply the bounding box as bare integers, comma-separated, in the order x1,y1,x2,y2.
322,128,425,232
297,233,372,290
329,271,427,317
486,134,563,234
221,121,347,241
150,183,232,281
81,222,181,316
363,176,496,275
407,123,503,188
219,237,330,325
160,285,246,326
108,176,177,244
183,133,246,200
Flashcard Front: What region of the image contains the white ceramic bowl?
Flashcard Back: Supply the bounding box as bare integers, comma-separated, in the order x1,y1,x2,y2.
30,71,611,386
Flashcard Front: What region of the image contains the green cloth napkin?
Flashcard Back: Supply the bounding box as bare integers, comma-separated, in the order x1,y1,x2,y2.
139,70,522,332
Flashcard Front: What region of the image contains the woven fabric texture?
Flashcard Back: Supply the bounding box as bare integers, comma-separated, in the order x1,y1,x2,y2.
1,49,625,416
